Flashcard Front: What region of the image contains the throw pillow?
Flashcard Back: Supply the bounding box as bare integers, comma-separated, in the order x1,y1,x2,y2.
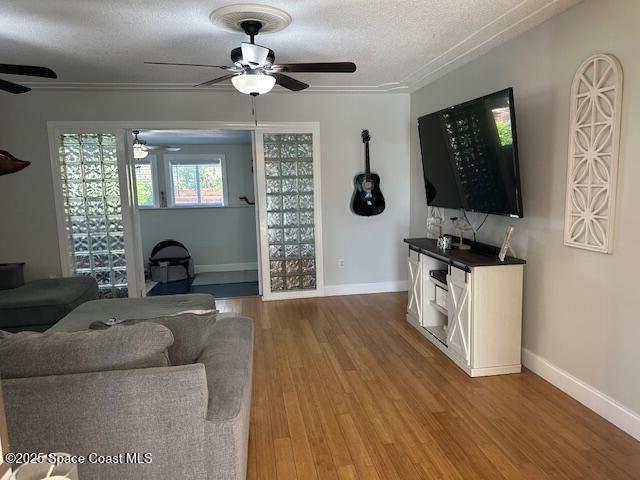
90,313,217,365
0,323,174,379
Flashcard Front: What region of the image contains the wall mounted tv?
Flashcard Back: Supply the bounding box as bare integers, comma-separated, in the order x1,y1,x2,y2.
418,87,524,218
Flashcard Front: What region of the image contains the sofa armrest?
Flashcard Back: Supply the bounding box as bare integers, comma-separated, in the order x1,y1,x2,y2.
3,364,209,480
197,315,254,479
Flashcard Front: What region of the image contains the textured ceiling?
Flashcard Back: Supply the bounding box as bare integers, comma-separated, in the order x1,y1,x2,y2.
140,129,251,145
0,0,581,93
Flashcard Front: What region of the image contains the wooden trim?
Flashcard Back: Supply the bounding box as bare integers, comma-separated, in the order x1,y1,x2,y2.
254,124,324,301
324,280,408,297
523,348,640,441
47,127,72,277
125,133,148,296
251,131,263,296
115,129,144,298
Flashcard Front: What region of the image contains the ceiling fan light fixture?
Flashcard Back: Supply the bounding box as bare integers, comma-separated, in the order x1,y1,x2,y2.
133,142,149,159
231,71,275,95
132,130,149,159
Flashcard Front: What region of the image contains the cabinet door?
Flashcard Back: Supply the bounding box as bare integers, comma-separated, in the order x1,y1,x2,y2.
447,268,471,365
407,253,422,325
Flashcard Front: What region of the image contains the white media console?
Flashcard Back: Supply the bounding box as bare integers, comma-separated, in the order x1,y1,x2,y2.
405,238,525,377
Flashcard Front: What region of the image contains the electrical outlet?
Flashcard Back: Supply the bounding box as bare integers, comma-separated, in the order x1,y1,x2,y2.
337,259,345,268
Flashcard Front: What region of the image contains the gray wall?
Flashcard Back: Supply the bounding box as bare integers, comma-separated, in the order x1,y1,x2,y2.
410,0,640,413
139,143,257,268
0,92,410,288
140,207,257,269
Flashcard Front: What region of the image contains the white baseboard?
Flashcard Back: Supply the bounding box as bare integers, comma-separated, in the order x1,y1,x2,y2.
323,280,408,297
522,348,640,441
195,262,258,274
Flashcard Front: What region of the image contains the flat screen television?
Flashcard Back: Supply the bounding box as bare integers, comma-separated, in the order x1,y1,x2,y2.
418,88,524,218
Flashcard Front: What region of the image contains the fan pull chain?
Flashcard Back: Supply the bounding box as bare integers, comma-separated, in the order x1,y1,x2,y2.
251,96,258,127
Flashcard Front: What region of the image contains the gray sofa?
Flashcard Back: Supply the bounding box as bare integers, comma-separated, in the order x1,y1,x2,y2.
0,276,99,332
1,311,254,480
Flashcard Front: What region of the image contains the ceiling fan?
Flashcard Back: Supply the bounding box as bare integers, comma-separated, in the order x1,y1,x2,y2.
145,20,356,96
0,64,57,175
132,130,181,159
0,63,57,94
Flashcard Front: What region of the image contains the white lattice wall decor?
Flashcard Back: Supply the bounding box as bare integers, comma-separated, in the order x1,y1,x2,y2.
564,54,623,254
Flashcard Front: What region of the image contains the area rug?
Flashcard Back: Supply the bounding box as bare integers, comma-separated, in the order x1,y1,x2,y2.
148,278,259,299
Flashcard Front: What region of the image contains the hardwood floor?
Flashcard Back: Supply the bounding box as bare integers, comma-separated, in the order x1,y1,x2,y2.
217,293,640,479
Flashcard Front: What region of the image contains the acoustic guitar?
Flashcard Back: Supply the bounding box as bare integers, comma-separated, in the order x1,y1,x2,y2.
351,129,385,216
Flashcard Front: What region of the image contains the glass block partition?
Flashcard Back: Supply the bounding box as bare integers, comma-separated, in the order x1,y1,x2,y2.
58,134,128,298
264,134,317,292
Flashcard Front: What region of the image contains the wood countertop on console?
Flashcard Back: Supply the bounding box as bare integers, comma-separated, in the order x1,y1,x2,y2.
404,237,526,269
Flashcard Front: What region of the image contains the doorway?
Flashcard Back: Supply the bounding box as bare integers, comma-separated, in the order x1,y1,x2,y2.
131,129,260,299
49,121,324,301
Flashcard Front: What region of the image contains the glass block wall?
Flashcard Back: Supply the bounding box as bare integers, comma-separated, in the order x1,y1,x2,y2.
58,134,128,298
264,134,317,292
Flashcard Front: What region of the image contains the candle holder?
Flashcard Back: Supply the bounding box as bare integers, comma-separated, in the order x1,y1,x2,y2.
452,217,473,250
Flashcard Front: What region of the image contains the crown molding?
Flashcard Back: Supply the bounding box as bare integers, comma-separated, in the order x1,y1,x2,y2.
402,0,574,92
19,0,577,95
21,81,409,94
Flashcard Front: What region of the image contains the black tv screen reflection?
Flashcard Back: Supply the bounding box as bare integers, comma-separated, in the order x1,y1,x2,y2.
418,88,523,218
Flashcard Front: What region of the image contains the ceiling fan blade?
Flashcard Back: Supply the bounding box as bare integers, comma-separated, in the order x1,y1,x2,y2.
272,73,309,92
0,78,31,94
145,61,228,69
194,74,237,87
273,62,356,73
0,64,57,78
144,145,181,152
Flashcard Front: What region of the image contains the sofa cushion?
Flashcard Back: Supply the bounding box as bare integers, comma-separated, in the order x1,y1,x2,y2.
0,276,99,330
90,313,218,366
0,323,173,379
47,293,216,333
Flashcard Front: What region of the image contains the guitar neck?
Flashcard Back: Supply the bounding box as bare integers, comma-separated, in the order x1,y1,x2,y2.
364,141,371,175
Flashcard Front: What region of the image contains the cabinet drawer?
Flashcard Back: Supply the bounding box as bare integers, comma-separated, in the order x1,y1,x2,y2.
449,265,468,284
